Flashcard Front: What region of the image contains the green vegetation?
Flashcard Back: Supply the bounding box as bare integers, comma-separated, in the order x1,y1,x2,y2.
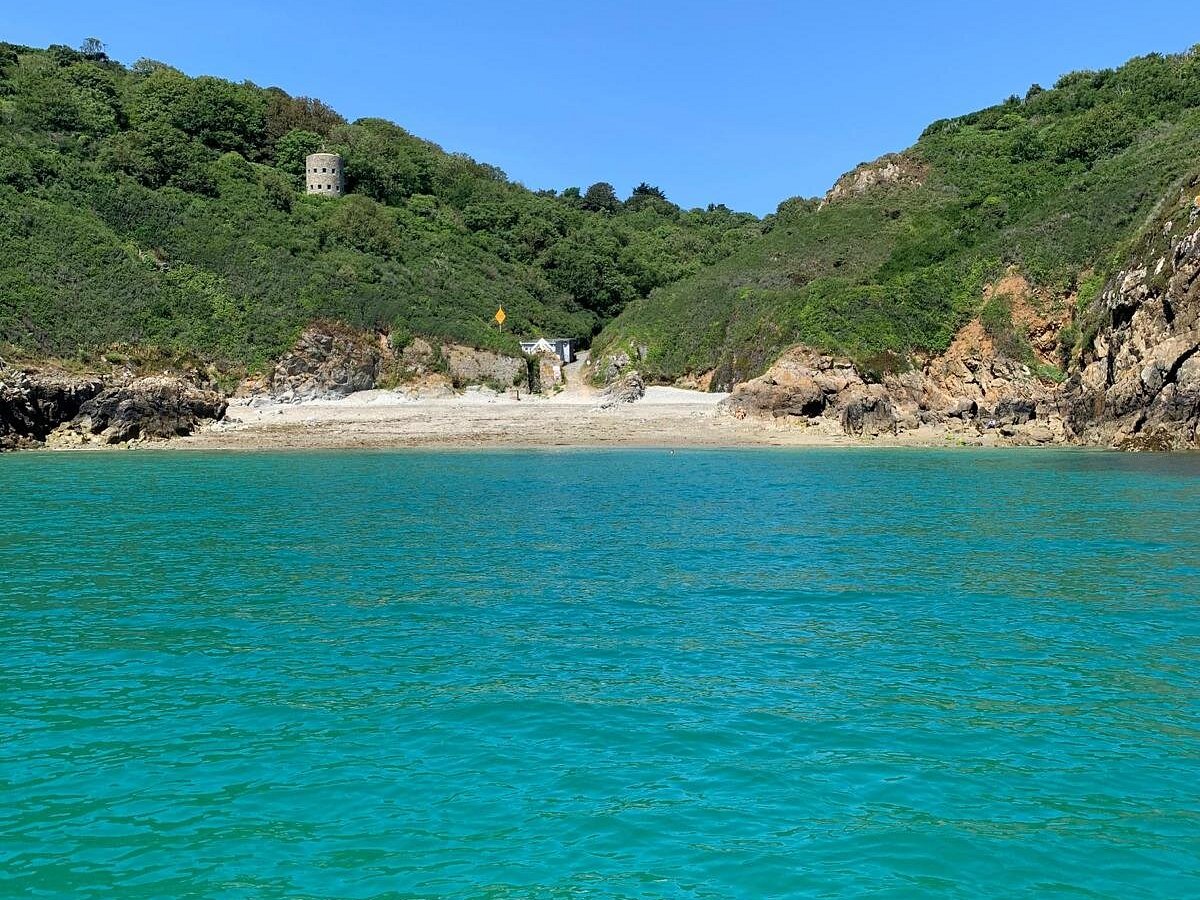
979,293,1027,359
5,39,1199,385
0,40,758,370
594,46,1200,385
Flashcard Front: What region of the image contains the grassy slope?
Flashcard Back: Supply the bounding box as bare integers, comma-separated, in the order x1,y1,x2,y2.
593,48,1200,385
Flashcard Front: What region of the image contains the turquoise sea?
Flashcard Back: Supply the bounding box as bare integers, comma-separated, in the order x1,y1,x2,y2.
2,448,1199,898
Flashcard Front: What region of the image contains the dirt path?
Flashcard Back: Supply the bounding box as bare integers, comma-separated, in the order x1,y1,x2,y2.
559,349,598,401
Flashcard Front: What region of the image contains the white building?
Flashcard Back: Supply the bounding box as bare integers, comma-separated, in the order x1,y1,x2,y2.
519,338,574,363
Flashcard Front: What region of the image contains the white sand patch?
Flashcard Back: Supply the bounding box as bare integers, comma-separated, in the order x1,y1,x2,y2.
642,386,729,405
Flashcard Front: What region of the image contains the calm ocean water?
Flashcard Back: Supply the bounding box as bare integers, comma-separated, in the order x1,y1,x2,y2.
2,448,1199,898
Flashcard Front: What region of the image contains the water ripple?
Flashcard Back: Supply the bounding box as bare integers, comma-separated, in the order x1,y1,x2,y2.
1,448,1199,898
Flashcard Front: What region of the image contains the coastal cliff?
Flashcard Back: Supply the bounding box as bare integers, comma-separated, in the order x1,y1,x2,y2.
1065,191,1200,449
722,189,1200,450
591,48,1200,402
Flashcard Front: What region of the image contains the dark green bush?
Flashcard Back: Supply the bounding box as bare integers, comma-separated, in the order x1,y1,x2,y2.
0,43,758,369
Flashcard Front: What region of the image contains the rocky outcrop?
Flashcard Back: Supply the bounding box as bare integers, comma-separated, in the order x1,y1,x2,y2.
533,349,564,391
840,393,897,437
599,370,645,408
444,345,524,388
1,365,225,450
254,325,528,400
724,350,902,437
819,153,927,210
1063,198,1200,450
0,367,103,449
68,377,227,445
399,337,437,376
722,348,859,420
722,327,1065,444
599,351,631,383
592,344,649,385
265,324,384,402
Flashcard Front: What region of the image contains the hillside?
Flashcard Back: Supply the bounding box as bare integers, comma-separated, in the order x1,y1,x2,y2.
0,40,758,371
592,47,1200,388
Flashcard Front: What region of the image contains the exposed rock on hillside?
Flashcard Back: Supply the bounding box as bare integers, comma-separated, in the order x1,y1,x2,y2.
599,371,646,408
723,323,1065,445
399,338,438,376
265,324,384,402
256,324,528,400
444,345,524,389
1064,197,1200,450
66,377,227,445
818,153,927,210
591,345,650,386
723,195,1200,451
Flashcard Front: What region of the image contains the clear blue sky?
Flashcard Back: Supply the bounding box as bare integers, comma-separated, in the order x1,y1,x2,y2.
6,1,1198,214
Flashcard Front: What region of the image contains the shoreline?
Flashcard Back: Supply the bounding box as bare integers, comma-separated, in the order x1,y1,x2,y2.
170,390,858,451
22,384,1099,453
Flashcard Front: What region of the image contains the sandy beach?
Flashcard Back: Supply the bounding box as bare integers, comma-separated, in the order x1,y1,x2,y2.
173,384,864,451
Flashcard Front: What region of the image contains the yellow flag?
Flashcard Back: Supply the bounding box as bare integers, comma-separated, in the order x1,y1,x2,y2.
494,306,506,326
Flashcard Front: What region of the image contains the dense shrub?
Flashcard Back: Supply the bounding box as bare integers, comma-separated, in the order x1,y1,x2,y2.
0,42,759,369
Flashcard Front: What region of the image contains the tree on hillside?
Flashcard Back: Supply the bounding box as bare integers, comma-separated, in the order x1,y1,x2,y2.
625,182,672,211
127,64,267,158
275,129,323,182
12,56,121,135
581,181,619,213
333,119,436,204
630,182,666,201
79,38,107,60
263,88,345,148
99,119,217,194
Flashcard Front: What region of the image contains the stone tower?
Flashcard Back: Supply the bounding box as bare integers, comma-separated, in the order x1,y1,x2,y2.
305,152,344,197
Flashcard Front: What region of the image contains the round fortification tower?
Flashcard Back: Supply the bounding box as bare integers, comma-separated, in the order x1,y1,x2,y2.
305,152,344,197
